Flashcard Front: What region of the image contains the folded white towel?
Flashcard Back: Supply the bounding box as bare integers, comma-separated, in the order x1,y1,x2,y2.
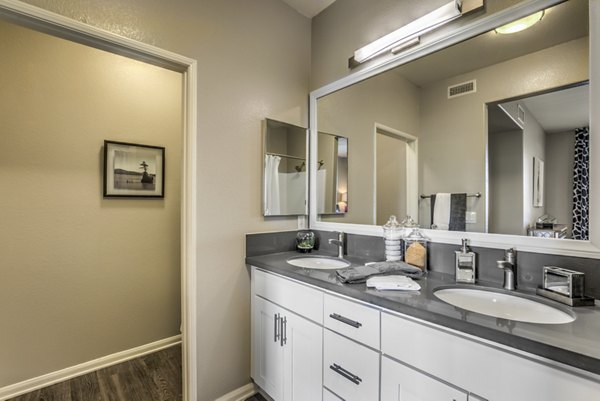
433,193,451,230
366,275,421,291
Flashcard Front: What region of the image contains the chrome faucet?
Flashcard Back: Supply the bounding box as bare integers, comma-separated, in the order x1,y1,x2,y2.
328,232,345,259
497,248,517,290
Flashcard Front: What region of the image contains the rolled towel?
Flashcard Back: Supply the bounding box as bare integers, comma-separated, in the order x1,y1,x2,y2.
366,275,421,291
336,261,425,284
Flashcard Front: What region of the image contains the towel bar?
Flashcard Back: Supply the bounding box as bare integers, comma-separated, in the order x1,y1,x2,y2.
420,192,481,199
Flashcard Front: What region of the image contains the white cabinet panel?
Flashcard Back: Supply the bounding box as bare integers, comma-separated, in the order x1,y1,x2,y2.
283,311,323,401
381,356,467,401
323,329,379,401
252,295,284,401
253,268,324,324
324,293,380,349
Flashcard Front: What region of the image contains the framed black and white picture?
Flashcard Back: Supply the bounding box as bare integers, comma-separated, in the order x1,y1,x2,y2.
103,140,165,198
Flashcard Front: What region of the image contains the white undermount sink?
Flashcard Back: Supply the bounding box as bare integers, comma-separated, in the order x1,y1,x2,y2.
286,256,351,270
434,287,575,324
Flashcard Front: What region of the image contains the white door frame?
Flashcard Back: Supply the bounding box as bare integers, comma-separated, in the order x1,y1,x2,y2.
373,123,419,224
0,1,198,400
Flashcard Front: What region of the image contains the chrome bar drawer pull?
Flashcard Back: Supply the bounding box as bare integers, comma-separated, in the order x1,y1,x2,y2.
274,313,280,342
329,363,362,385
280,316,287,346
329,313,362,328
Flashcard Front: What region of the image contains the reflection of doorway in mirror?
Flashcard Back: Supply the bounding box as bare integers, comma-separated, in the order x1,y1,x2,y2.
374,124,418,226
533,157,544,208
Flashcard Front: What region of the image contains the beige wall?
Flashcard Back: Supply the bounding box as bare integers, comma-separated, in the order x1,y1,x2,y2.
522,106,547,232
418,38,588,232
318,70,420,224
489,129,524,235
0,21,182,386
12,0,311,399
546,131,576,236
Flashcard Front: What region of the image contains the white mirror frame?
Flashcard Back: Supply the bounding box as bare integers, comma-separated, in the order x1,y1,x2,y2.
310,0,600,259
0,1,198,399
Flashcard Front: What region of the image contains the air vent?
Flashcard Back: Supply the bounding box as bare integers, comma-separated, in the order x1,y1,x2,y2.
517,104,525,125
448,80,477,99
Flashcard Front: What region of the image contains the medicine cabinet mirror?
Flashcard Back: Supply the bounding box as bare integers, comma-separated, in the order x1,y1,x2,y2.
310,0,599,256
263,118,308,216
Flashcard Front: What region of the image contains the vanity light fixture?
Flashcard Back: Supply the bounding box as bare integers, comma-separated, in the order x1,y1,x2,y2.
495,11,544,35
353,0,464,64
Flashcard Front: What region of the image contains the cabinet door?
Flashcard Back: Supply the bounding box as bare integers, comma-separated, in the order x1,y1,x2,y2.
282,310,323,401
381,356,468,401
252,296,284,401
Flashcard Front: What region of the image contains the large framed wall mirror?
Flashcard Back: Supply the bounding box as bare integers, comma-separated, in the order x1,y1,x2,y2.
310,0,599,256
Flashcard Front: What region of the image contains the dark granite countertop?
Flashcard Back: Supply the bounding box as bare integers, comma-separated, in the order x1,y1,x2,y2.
246,251,600,377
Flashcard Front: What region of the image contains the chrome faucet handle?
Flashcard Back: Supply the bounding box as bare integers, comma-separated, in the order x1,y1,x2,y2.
505,248,516,264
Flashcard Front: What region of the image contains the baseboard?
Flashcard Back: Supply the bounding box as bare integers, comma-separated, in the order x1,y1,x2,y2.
0,335,182,401
214,382,257,401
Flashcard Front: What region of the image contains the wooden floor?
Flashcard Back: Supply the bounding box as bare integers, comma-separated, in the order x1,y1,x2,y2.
8,345,182,401
245,394,267,401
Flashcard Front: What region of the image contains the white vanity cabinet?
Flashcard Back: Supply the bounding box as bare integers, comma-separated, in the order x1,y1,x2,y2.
251,266,600,401
251,268,323,401
381,311,600,401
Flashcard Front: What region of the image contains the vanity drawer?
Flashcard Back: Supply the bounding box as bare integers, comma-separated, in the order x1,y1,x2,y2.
324,293,380,349
324,329,379,401
252,267,323,324
323,388,344,401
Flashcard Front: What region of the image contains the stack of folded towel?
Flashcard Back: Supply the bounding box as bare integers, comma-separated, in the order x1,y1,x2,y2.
366,275,421,291
336,260,424,284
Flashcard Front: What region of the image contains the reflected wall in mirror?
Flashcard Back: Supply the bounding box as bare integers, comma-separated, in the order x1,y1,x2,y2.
263,118,307,216
317,133,349,215
316,0,589,240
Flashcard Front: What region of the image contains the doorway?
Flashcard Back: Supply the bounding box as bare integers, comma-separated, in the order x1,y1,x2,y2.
374,123,418,226
0,3,197,400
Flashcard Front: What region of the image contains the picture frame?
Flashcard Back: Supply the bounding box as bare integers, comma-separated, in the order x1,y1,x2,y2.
533,157,544,208
103,140,165,198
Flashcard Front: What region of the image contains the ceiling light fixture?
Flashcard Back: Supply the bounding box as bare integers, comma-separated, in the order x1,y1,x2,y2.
353,0,464,64
495,10,544,35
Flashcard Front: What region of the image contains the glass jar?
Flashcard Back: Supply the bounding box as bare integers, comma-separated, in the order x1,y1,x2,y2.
403,227,429,271
382,215,402,261
296,230,316,253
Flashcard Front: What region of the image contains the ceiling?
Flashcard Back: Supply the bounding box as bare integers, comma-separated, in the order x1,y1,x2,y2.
396,0,588,86
508,84,589,134
280,0,336,18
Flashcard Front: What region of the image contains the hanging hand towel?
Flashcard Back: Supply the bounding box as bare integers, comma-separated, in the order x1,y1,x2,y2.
449,193,467,231
432,193,451,230
431,193,467,231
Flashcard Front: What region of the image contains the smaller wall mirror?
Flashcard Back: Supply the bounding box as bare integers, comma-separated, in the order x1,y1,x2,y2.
317,132,348,215
263,118,307,216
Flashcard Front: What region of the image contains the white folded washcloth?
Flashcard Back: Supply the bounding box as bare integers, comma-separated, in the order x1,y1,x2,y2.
433,193,451,230
366,275,421,291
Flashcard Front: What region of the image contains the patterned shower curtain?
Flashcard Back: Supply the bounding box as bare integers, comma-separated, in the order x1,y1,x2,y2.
572,127,589,240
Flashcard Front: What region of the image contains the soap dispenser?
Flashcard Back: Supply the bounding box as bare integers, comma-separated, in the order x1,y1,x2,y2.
455,238,476,283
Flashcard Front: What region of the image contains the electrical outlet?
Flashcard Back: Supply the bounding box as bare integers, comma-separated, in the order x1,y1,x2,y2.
466,211,477,224
297,215,307,229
